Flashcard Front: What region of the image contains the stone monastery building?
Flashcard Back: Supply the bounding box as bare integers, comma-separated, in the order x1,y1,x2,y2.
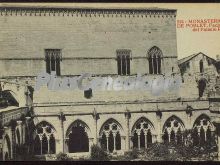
0,5,219,160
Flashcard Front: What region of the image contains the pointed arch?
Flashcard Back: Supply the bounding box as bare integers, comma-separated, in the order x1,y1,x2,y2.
66,119,91,153
131,117,155,149
193,114,213,128
162,115,185,144
66,119,91,138
99,118,124,136
99,118,124,153
33,121,56,155
131,117,155,134
147,46,163,74
192,114,215,146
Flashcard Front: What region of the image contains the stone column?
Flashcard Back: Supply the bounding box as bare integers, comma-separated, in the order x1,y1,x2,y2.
144,131,147,149
59,112,66,153
10,120,17,160
174,132,177,144
124,110,131,151
25,116,31,153
106,132,109,152
156,56,159,74
16,121,22,145
92,109,99,145
137,131,141,150
113,132,116,153
39,135,43,155
151,58,154,74
156,110,162,143
89,138,94,153
204,129,207,142
47,137,50,154
198,128,201,145
168,133,171,143
64,138,69,153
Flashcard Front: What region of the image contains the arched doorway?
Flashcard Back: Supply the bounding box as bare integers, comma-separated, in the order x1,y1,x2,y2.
99,119,123,153
131,117,154,150
33,121,56,155
192,114,215,146
162,116,185,144
66,120,90,153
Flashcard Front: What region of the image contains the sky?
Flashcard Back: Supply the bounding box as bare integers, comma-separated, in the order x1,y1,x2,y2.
1,3,220,60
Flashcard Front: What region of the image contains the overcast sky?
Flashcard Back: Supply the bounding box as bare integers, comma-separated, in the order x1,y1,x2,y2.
1,3,220,60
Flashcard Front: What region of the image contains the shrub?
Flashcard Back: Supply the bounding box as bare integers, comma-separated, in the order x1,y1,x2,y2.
125,148,139,160
56,152,73,161
90,144,109,161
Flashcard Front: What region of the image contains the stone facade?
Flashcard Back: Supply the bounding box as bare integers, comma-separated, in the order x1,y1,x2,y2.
0,6,219,160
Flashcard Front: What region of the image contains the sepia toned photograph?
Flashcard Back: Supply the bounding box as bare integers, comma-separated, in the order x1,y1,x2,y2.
0,3,220,161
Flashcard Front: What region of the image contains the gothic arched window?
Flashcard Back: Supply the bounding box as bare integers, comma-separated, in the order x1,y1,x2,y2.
116,49,131,75
148,46,163,74
66,120,90,153
162,116,185,144
33,121,56,155
192,115,215,146
131,117,154,150
99,119,123,153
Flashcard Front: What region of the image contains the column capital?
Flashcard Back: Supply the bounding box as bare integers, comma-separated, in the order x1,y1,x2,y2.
16,120,22,125
124,109,131,119
156,110,162,119
58,112,66,121
92,108,100,120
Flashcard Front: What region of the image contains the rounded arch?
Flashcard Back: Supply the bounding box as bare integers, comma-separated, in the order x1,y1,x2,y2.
66,119,91,153
131,117,155,149
162,115,185,144
4,134,11,160
99,118,124,153
147,46,163,74
33,121,56,155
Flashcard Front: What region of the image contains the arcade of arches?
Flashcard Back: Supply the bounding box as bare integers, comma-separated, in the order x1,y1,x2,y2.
1,114,217,159
32,114,217,155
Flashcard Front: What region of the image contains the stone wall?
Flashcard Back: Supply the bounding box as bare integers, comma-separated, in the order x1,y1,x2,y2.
0,7,178,77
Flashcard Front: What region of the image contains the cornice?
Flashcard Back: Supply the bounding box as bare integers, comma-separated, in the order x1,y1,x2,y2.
0,7,176,18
